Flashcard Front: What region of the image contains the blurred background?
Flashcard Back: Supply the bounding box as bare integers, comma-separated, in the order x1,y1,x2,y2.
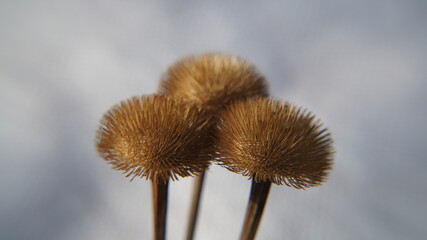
1,1,426,239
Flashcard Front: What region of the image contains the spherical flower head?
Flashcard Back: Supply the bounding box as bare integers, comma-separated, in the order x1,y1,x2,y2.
96,95,212,183
159,53,269,114
215,98,334,189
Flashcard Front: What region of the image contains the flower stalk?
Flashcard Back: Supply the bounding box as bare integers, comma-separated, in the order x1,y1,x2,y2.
240,179,272,240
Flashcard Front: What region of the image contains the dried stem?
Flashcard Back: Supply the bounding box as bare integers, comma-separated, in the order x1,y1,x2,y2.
185,171,206,240
240,179,272,240
152,180,169,240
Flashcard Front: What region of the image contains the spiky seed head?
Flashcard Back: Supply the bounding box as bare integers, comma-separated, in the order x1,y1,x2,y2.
158,53,269,114
96,95,212,183
215,97,334,189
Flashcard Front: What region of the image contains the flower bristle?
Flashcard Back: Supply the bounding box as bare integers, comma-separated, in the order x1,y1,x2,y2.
159,53,269,114
96,95,212,183
215,97,334,189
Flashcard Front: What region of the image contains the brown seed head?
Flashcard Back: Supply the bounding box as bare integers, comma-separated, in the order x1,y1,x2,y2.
215,98,334,189
96,95,212,183
159,53,269,115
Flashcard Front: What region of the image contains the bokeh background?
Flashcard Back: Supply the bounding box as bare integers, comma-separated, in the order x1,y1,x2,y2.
1,1,427,239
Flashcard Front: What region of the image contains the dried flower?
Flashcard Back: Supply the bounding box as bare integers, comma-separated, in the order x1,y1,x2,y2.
96,94,211,183
215,97,333,189
159,53,269,114
158,53,269,240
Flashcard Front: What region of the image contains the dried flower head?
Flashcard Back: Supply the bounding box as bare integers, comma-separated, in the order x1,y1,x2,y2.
159,53,269,114
215,98,333,189
96,95,212,183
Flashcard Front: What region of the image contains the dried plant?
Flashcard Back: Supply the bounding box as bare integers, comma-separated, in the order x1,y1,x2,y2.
94,52,334,240
96,94,212,240
96,94,211,183
215,97,333,189
159,53,270,240
159,53,269,115
214,97,334,240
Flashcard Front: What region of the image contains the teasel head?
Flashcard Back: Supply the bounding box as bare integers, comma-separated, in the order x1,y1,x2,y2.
215,97,333,189
214,97,333,240
96,94,212,240
96,94,212,183
158,53,269,116
158,53,269,240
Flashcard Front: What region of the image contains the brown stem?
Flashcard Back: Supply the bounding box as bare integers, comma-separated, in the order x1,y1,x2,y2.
185,171,206,240
240,179,272,240
152,180,169,240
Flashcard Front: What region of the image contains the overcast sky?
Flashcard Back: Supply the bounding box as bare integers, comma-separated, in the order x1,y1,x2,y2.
1,1,427,240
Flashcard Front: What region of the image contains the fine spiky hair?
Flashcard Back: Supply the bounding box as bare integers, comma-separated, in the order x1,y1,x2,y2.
158,53,269,114
215,98,334,189
96,95,212,183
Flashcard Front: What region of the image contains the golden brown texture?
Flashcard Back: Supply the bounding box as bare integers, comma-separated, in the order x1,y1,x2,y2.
215,97,333,189
159,53,269,114
96,95,212,183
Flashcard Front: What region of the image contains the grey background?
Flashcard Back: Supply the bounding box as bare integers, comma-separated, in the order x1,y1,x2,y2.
1,1,426,239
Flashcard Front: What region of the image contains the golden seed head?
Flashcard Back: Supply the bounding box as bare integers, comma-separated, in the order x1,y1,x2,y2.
96,95,212,183
159,53,269,114
215,97,334,189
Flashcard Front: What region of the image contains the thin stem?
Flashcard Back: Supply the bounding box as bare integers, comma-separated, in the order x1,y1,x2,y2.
185,171,206,240
152,180,169,240
240,179,272,240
